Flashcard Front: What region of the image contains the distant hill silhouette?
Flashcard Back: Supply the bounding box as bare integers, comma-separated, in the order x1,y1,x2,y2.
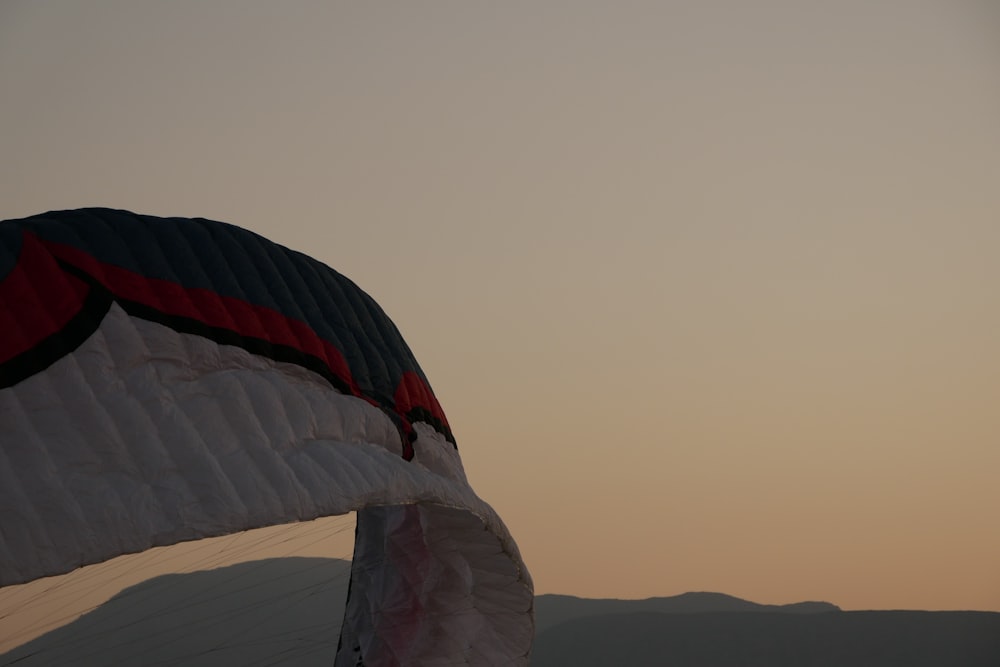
4,562,998,666
1,558,352,667
532,596,1000,667
535,591,839,633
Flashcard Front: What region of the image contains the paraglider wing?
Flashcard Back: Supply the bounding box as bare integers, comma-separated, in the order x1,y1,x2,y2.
0,208,533,665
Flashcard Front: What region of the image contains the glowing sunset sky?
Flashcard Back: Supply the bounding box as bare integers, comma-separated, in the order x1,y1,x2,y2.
1,0,998,617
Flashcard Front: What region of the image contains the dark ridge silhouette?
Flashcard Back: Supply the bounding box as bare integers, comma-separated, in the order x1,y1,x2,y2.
531,608,1000,667
1,558,352,667
5,562,997,666
535,591,840,633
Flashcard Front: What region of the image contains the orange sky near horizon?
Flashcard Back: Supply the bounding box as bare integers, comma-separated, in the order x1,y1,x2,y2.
1,0,998,625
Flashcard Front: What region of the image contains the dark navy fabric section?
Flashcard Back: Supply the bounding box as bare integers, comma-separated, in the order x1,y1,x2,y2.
3,208,432,429
0,222,24,281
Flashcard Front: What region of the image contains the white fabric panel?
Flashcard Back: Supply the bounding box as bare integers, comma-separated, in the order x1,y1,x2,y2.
0,304,532,665
340,503,534,666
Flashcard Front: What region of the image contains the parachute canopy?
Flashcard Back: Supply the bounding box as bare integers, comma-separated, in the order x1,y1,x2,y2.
0,208,533,665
